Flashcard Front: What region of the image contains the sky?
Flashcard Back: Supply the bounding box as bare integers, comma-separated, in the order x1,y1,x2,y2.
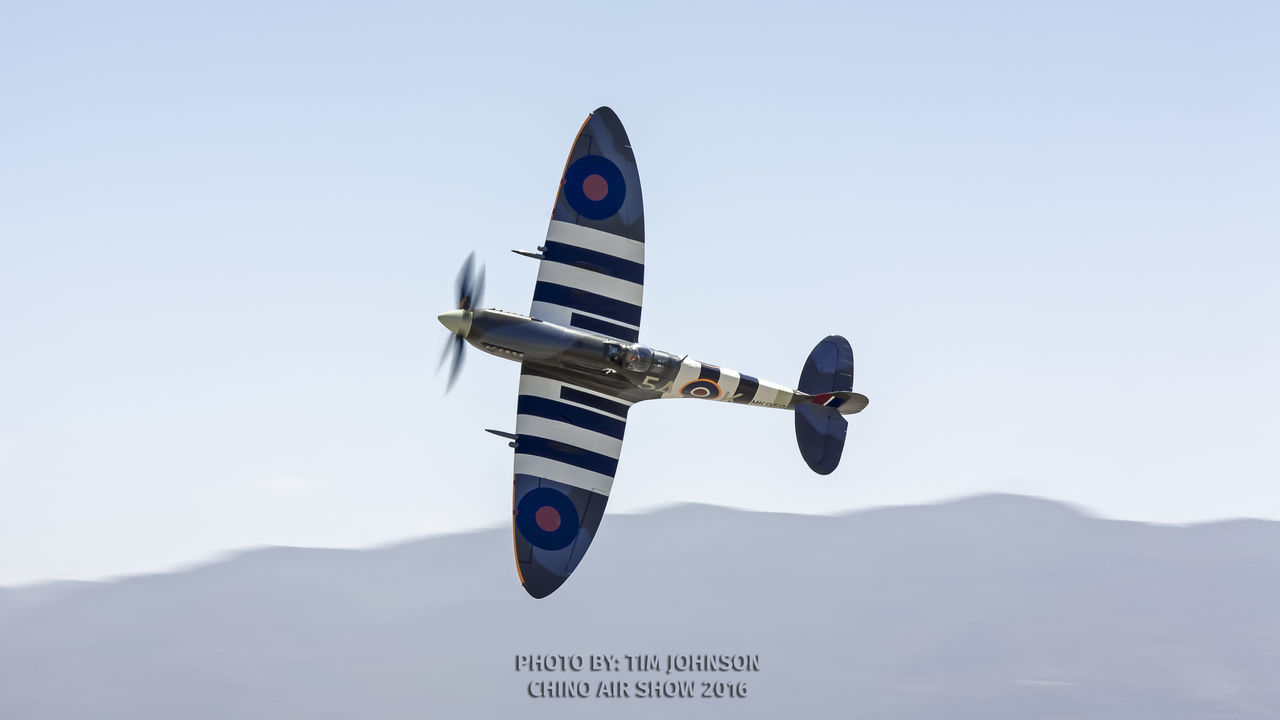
1,1,1277,586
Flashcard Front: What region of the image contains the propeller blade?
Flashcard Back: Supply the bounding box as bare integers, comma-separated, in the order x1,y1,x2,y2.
457,252,477,310
437,335,455,372
472,265,485,311
445,336,465,391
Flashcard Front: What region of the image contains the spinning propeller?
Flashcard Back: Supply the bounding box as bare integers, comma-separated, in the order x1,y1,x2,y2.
437,253,485,391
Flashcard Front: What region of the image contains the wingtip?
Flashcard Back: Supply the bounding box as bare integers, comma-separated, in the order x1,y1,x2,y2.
519,568,568,599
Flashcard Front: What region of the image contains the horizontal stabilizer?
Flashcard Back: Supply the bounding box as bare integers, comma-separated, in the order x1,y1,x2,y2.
795,404,847,475
801,390,869,415
794,335,858,474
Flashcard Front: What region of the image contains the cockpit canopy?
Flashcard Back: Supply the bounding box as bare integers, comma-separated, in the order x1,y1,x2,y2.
605,342,653,373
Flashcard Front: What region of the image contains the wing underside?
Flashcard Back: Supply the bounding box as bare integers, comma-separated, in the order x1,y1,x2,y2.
530,106,645,343
512,364,630,598
514,107,643,598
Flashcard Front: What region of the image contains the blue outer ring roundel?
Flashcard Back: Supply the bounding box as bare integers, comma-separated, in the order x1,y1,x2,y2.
516,487,581,551
562,155,627,220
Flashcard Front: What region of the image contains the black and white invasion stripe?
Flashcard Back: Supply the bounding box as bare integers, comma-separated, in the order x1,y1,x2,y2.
530,220,644,343
514,365,632,496
660,357,795,407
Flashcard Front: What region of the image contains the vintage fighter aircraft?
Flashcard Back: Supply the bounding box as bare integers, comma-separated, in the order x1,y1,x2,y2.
438,107,869,598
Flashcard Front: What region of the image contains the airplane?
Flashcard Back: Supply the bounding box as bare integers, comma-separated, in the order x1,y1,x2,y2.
438,107,869,598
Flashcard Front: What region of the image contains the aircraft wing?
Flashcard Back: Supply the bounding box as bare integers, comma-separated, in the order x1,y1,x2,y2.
530,106,645,343
512,364,630,598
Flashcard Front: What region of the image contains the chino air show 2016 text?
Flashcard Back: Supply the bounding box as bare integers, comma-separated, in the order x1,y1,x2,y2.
516,654,760,700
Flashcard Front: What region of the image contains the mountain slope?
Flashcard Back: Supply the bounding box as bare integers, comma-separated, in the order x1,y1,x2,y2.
2,494,1277,719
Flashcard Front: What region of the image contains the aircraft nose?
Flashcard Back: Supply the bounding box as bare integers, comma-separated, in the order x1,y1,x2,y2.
438,309,472,337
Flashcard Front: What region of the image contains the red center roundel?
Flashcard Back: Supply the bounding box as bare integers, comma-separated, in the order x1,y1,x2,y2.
535,506,562,532
582,174,609,202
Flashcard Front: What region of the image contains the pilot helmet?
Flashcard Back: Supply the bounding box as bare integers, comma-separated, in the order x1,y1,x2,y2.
623,344,653,372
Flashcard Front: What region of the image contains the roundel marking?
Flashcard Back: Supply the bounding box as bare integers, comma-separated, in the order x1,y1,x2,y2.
516,487,580,550
681,378,721,400
582,174,609,201
535,505,561,532
562,155,626,220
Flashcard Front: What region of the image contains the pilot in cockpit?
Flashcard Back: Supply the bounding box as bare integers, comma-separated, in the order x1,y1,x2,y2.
604,342,653,373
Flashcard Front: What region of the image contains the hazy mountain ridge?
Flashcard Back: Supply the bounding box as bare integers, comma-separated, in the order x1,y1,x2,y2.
2,494,1277,719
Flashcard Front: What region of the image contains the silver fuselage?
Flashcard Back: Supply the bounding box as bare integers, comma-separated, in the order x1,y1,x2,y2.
447,308,803,408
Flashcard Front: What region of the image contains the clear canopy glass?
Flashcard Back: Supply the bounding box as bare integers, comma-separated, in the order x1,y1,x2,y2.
604,342,653,373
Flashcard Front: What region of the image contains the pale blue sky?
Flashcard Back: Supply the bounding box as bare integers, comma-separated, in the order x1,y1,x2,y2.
2,1,1277,585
